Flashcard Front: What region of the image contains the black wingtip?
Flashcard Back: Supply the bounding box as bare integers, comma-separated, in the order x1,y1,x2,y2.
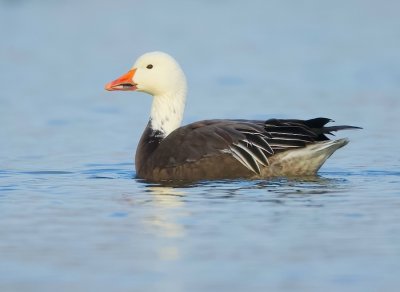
325,125,363,132
305,117,332,128
306,118,362,130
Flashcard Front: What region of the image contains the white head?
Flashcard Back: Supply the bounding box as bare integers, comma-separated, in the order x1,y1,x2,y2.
105,51,187,136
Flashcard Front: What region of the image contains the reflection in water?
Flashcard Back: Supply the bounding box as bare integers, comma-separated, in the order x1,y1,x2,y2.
254,175,350,196
172,175,349,198
135,175,351,263
142,186,187,261
146,186,186,208
139,175,350,208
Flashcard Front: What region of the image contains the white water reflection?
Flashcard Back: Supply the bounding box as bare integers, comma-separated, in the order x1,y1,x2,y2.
143,187,188,261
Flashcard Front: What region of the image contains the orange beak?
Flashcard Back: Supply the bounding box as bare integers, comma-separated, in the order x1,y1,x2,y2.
105,68,137,91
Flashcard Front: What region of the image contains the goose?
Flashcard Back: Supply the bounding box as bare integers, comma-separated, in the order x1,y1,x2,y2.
105,51,359,182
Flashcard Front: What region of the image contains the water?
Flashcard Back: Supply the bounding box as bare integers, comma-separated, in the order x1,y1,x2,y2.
1,0,400,291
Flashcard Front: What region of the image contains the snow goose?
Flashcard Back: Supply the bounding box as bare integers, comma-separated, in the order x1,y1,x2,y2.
105,51,359,182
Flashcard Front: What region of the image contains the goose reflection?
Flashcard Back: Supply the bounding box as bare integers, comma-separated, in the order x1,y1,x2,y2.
142,186,188,261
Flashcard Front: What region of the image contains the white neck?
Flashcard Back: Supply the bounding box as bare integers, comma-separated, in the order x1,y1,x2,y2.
150,86,187,137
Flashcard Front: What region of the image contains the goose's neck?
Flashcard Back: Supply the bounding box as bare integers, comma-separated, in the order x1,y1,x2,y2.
150,86,187,137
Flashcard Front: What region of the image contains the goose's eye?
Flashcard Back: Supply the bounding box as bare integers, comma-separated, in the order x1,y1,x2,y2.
146,64,153,69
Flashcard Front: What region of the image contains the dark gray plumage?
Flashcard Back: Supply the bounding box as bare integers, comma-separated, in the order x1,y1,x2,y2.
135,118,360,181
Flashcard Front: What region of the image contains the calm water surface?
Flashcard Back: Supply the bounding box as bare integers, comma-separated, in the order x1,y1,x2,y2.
1,1,400,291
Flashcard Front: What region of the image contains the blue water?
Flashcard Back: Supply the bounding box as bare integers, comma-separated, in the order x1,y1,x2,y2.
1,0,400,291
